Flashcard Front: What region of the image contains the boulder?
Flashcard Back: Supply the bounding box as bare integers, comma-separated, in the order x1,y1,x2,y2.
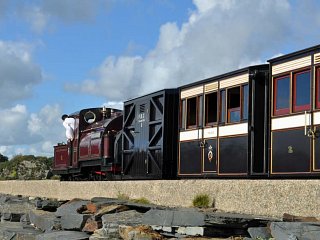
142,209,205,227
29,210,61,232
247,227,272,239
283,213,319,222
36,230,90,240
35,199,61,212
55,199,89,217
270,222,320,239
119,225,164,240
60,213,91,231
0,222,41,240
82,217,102,233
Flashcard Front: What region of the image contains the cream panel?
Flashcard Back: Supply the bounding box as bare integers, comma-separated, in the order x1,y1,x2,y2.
271,114,311,131
272,56,311,75
219,123,248,137
203,127,218,138
313,112,320,125
204,82,218,93
220,74,248,89
179,130,202,141
181,86,203,99
314,53,320,65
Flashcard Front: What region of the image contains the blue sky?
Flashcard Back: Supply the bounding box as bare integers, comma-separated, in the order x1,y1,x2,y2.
0,0,320,158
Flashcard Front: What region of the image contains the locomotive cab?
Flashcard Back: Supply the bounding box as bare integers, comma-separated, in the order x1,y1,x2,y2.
53,107,123,180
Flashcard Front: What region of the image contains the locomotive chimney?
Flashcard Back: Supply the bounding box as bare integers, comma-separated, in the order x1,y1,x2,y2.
102,106,107,119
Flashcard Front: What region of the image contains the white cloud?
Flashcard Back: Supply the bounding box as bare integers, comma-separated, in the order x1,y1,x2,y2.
102,101,124,110
0,41,42,107
0,104,64,157
69,0,310,102
19,0,104,33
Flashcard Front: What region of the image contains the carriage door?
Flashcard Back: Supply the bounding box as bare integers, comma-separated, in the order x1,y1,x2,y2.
271,69,311,174
203,90,218,173
313,66,320,171
122,101,148,177
134,102,149,175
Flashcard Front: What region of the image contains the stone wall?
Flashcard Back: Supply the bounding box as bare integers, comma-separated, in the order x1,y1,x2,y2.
0,179,318,218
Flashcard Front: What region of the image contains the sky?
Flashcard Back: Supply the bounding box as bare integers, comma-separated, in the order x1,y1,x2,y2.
0,0,320,158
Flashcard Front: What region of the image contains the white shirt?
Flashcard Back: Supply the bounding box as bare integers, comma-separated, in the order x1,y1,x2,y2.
63,117,75,141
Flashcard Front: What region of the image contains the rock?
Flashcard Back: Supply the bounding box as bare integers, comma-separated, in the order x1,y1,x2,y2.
85,203,129,216
29,210,61,232
1,212,23,222
176,226,205,236
247,227,272,239
102,210,143,227
270,222,320,239
94,210,143,239
60,213,91,231
89,228,117,240
142,209,205,227
119,225,164,240
35,230,90,240
55,199,89,217
35,199,60,212
0,197,34,223
0,222,42,239
82,217,102,233
282,213,319,222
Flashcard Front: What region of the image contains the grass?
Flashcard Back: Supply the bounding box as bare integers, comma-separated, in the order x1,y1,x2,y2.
192,193,211,208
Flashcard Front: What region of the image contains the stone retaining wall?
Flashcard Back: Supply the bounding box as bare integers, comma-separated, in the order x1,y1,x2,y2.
0,179,318,218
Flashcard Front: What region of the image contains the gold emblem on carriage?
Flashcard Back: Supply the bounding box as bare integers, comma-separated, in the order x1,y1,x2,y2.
288,146,293,154
208,145,213,162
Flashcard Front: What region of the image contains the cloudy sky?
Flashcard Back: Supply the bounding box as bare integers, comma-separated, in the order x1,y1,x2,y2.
1,0,320,158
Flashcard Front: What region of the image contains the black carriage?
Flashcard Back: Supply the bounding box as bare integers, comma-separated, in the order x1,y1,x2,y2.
178,65,269,177
268,44,320,176
121,89,179,179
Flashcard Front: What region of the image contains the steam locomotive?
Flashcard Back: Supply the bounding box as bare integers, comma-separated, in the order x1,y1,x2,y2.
53,44,320,180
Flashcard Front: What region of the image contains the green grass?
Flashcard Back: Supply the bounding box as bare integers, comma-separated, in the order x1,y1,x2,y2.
192,193,211,208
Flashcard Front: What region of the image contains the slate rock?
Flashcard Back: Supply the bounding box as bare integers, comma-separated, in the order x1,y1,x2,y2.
270,222,320,240
142,209,205,227
82,217,102,233
247,227,272,239
0,222,42,240
35,199,60,212
119,225,164,240
55,199,89,217
283,213,319,222
205,212,276,228
61,213,91,231
29,210,61,232
36,230,90,240
101,210,143,227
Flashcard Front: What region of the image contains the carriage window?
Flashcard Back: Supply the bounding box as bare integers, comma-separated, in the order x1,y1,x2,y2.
274,75,290,115
228,87,241,123
317,68,320,109
205,92,217,125
180,99,186,129
220,90,226,123
293,70,310,112
242,84,249,120
186,97,197,128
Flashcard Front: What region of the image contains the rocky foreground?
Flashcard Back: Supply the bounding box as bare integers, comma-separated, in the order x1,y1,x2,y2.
0,194,319,239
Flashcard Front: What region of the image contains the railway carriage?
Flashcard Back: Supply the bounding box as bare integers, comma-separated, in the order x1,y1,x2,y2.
178,65,269,177
121,89,179,179
268,45,320,176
